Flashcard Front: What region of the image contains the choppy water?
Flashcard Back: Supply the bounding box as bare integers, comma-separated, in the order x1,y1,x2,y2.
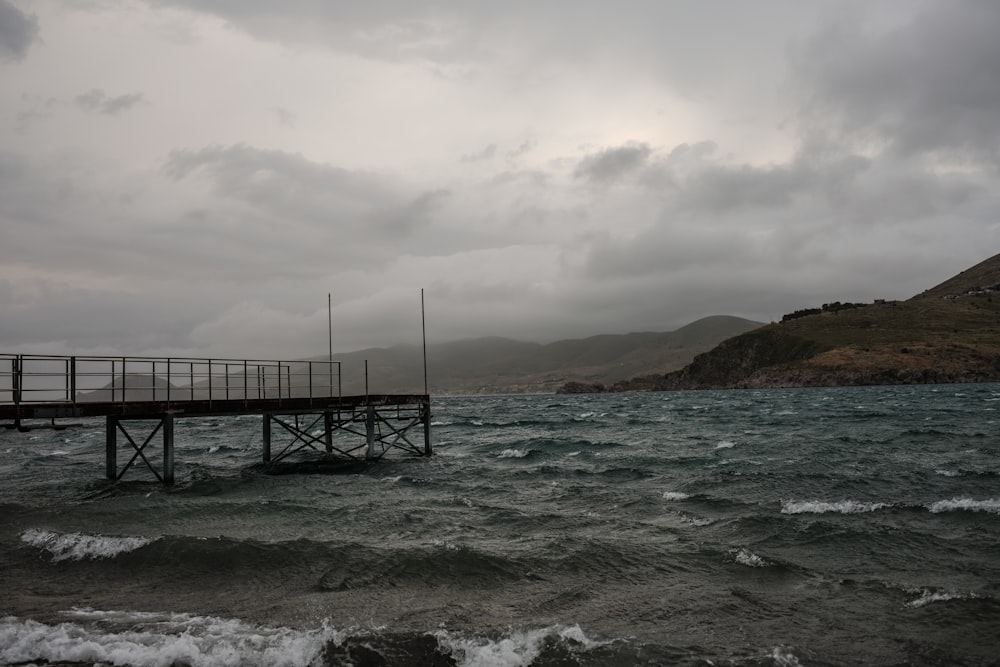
2,385,999,666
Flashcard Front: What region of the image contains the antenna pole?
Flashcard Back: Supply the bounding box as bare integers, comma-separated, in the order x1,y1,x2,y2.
327,293,333,395
421,288,428,396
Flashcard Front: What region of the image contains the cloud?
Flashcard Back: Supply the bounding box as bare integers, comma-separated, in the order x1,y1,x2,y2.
274,106,295,127
0,0,39,62
461,143,496,163
790,1,1000,165
369,189,451,234
163,144,399,234
75,89,145,115
149,0,486,65
574,142,653,185
2,1,999,361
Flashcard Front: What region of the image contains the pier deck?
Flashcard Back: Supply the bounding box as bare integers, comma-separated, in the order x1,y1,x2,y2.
1,354,431,484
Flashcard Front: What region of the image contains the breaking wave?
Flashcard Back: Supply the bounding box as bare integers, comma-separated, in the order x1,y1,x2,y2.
927,497,1000,514
20,529,158,562
0,610,337,667
780,500,890,515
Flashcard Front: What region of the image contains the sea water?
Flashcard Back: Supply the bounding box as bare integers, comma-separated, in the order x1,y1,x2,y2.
1,384,998,666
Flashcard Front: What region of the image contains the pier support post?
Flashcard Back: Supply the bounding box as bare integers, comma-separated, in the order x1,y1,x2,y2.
324,411,333,454
262,413,272,462
163,415,174,485
365,404,376,461
106,416,117,480
422,402,432,456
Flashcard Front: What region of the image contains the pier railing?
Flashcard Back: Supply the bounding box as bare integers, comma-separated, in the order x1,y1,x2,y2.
0,354,342,407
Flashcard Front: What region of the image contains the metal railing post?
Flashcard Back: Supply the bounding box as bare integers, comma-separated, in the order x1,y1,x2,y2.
13,355,21,407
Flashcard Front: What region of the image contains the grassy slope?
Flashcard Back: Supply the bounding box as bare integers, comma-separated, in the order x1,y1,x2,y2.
642,254,1000,390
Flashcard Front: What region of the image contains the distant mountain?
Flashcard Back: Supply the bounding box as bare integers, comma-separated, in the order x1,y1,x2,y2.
627,253,1000,391
325,315,764,395
77,373,177,402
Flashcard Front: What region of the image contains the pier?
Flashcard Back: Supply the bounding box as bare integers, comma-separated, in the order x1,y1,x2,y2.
0,354,431,484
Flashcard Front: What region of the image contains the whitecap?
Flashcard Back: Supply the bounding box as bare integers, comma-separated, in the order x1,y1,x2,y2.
0,611,340,667
906,588,981,608
497,448,530,459
20,529,157,562
733,547,769,568
434,624,604,667
927,497,1000,514
662,491,690,501
934,469,960,477
769,646,804,666
681,516,714,527
714,440,736,450
431,539,460,550
780,500,890,514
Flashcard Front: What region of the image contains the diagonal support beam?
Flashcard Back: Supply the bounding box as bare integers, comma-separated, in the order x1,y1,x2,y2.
105,416,174,484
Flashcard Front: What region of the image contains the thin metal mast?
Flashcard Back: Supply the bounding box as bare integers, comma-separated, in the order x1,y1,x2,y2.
327,293,333,396
421,288,428,396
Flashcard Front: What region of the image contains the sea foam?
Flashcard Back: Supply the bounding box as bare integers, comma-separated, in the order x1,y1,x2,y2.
906,588,982,608
497,448,530,459
20,529,157,562
733,547,770,568
0,610,338,667
434,624,604,667
780,500,890,515
927,497,1000,514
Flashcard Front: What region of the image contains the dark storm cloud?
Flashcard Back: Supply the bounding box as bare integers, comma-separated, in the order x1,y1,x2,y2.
368,188,451,234
150,0,480,63
0,279,209,352
676,163,813,213
164,144,398,227
791,1,1000,164
5,1,999,357
574,143,653,185
0,0,39,62
75,89,145,115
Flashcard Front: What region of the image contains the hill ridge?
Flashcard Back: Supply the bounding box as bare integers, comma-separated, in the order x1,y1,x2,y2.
615,254,1000,392
325,315,764,395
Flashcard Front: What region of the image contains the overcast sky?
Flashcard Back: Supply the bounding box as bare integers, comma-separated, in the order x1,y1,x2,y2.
2,1,998,358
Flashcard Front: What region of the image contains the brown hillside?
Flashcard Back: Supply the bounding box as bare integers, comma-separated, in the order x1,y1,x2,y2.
638,253,1000,391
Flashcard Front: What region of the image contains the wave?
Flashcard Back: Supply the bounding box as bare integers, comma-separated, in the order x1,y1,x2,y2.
927,497,1000,514
731,547,770,568
319,543,531,591
497,448,532,459
906,588,985,608
662,491,690,501
20,529,158,562
0,610,337,667
434,624,606,667
780,500,891,515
